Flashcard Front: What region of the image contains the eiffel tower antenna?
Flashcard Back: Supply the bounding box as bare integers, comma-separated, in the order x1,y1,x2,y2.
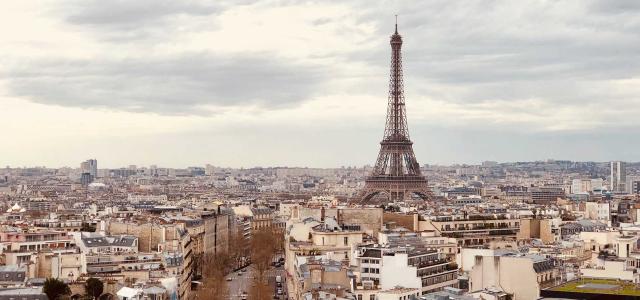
359,20,430,203
395,14,398,34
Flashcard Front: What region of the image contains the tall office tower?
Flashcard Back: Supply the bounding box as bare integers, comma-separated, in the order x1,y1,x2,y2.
610,161,626,193
80,159,98,178
625,175,640,194
360,22,430,203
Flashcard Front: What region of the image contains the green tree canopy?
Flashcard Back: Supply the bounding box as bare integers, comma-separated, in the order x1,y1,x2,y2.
85,277,104,299
43,278,70,300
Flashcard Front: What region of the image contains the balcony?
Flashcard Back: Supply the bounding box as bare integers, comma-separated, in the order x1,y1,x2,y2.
415,258,449,269
417,263,458,277
441,225,518,232
488,229,519,236
441,228,519,238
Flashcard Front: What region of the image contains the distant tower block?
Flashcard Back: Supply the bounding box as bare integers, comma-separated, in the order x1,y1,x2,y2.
360,21,430,203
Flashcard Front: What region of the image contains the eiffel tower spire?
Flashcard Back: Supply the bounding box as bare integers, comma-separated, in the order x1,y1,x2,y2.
360,21,430,203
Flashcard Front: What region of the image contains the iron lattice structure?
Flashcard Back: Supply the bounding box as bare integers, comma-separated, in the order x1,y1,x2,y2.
360,24,430,203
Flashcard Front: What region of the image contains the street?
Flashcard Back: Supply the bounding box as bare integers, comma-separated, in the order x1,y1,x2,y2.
225,264,287,299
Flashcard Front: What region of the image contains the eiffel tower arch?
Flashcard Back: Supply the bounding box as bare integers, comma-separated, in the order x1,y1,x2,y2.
360,22,430,203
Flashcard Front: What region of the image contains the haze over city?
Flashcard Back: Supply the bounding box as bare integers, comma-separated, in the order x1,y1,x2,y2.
2,0,640,168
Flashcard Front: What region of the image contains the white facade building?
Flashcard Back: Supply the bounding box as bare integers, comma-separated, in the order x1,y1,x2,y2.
610,161,626,193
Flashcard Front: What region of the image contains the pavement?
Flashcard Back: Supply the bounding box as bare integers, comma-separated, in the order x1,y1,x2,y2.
225,264,287,299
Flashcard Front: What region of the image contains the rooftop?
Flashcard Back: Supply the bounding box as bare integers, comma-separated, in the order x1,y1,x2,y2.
0,288,45,295
0,265,26,272
549,278,640,296
379,286,419,294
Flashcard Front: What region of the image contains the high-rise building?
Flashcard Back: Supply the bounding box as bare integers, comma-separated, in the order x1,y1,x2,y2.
80,172,93,185
571,178,604,194
610,161,626,193
80,159,98,178
625,175,640,194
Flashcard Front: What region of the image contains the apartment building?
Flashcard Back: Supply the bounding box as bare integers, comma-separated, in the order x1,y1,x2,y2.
470,254,559,300
354,244,458,297
419,214,520,247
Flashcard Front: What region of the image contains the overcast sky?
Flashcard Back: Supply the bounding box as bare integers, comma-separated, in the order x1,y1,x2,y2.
1,0,639,168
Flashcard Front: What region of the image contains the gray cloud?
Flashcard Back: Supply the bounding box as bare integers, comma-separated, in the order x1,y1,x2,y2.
64,0,223,27
3,53,326,115
4,0,640,166
588,0,640,15
7,1,640,127
59,0,259,41
338,0,640,108
48,0,640,110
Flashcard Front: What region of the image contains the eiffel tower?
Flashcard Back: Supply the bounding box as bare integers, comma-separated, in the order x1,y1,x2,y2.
360,21,430,203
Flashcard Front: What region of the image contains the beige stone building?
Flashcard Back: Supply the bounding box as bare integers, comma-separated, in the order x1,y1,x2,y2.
291,258,352,300
419,215,521,247
107,220,193,300
292,206,383,236
517,218,559,244
470,254,559,300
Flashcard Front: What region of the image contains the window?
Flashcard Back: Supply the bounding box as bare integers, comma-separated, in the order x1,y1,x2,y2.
370,295,375,300
344,237,349,245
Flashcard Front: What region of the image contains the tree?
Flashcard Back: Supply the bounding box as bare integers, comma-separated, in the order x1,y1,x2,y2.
249,227,284,300
85,277,104,300
248,280,271,300
228,229,248,269
43,278,71,300
195,252,233,300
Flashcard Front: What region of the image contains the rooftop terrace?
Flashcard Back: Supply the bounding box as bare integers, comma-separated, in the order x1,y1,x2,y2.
549,278,640,296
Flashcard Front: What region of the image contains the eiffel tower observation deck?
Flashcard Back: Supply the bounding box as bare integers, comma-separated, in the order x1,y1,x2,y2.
360,21,430,203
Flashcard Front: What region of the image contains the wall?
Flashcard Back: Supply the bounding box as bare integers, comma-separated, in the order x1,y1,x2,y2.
458,248,496,273
339,208,383,236
379,253,421,290
470,256,540,300
108,222,164,252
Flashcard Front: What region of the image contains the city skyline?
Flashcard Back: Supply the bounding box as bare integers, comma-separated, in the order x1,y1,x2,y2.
2,1,640,168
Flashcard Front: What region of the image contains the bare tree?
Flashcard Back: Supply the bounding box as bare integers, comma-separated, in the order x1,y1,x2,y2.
248,280,272,300
249,227,285,300
228,229,247,270
196,252,233,300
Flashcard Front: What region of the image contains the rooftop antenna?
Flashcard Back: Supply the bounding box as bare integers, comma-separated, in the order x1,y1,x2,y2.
395,14,398,33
